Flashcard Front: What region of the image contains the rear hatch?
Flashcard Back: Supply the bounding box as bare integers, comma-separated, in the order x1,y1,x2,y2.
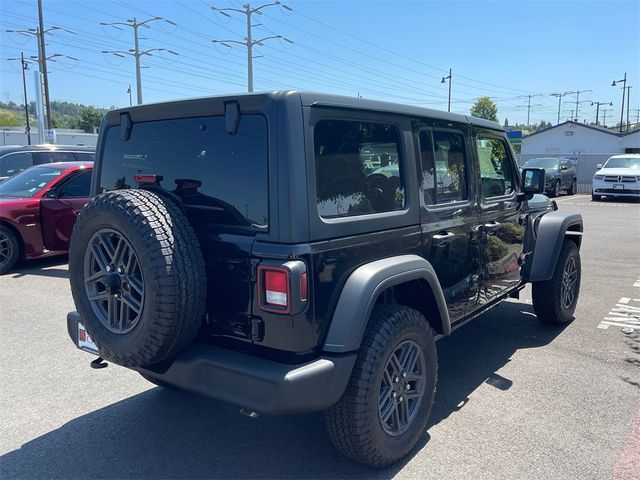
96,110,269,346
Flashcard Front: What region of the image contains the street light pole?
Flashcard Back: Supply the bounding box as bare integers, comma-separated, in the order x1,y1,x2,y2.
127,85,132,106
101,17,178,105
441,68,452,112
625,86,632,131
612,73,627,132
212,2,293,93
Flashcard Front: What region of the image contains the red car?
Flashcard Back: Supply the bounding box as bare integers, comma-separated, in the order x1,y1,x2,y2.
0,161,93,274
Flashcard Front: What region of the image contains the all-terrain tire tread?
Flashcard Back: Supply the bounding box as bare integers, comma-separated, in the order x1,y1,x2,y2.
324,305,437,468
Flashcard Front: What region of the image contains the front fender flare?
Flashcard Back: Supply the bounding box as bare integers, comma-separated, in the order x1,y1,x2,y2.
528,211,583,282
323,254,450,354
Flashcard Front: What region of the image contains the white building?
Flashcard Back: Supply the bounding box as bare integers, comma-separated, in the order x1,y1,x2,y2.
522,121,639,155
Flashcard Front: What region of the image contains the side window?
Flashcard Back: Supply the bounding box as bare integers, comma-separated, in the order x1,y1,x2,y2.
74,152,95,162
418,130,467,205
34,151,76,165
0,153,33,177
476,137,516,198
58,171,92,198
314,119,405,218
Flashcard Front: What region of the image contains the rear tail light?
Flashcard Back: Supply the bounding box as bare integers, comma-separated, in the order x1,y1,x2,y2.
264,269,289,307
257,261,308,314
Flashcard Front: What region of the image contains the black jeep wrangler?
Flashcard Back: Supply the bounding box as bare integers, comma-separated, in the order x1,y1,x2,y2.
66,91,583,467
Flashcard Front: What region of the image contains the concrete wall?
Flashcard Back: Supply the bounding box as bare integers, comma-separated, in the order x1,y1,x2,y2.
0,129,98,147
522,123,639,155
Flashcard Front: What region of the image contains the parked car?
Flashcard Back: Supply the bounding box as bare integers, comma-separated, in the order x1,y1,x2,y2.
521,157,577,197
65,92,582,468
592,154,640,201
0,161,93,274
0,144,95,183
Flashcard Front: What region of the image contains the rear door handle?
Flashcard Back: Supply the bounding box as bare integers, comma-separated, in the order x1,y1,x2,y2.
432,231,455,246
484,221,501,234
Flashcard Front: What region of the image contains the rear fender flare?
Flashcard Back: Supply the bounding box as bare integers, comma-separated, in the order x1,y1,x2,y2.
322,254,450,353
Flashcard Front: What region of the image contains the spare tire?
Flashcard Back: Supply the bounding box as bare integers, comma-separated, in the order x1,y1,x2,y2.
69,189,206,367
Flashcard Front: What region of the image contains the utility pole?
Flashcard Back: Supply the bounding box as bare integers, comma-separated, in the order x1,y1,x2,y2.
627,88,633,130
441,68,452,112
101,17,178,105
612,73,627,133
127,85,132,106
601,109,611,128
565,90,592,121
6,53,35,144
550,92,568,124
591,101,612,126
633,108,640,126
517,94,543,126
212,2,293,93
6,23,75,132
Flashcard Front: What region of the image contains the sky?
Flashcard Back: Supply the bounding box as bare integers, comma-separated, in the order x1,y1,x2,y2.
1,0,639,127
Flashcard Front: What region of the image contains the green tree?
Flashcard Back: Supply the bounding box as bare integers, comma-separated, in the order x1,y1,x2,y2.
470,97,498,122
0,110,22,127
504,117,509,128
78,108,104,133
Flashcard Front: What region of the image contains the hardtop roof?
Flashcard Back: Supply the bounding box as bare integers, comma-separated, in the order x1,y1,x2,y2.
107,90,504,131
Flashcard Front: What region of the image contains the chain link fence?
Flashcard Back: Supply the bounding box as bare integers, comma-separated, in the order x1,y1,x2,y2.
516,153,614,194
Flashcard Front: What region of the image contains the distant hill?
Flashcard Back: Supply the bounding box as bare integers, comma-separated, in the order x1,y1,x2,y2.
0,100,110,132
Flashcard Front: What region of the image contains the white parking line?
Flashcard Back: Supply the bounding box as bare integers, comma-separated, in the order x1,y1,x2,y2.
598,296,640,331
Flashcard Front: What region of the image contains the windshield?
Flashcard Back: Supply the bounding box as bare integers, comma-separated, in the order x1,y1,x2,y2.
0,166,64,198
603,157,640,169
523,158,558,169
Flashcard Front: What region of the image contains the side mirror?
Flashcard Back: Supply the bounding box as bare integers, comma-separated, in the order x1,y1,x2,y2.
43,188,58,199
596,163,603,170
521,167,545,197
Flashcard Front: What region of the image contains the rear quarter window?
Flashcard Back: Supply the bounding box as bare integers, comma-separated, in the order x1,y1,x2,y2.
98,114,269,231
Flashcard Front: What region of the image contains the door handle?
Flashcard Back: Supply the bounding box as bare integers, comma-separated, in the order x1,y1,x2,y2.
432,231,455,246
484,221,501,234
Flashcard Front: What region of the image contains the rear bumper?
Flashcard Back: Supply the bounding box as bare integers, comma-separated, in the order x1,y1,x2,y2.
67,311,356,415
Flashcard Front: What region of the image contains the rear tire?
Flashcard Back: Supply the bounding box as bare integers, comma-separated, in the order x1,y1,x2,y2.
0,226,20,275
532,239,581,325
69,189,207,367
569,179,577,195
325,305,437,468
549,180,560,198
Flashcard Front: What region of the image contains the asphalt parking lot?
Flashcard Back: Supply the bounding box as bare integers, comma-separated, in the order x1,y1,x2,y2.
1,194,639,480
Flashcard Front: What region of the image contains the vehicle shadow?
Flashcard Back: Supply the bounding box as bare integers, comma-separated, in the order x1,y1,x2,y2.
8,255,69,279
0,300,566,479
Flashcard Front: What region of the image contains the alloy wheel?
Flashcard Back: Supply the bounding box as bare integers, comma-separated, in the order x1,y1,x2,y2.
561,256,578,309
378,339,427,436
84,228,145,334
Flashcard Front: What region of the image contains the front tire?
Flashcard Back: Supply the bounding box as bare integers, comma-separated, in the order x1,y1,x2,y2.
0,226,20,275
549,180,560,198
569,179,577,195
591,194,601,201
325,305,437,468
532,239,581,325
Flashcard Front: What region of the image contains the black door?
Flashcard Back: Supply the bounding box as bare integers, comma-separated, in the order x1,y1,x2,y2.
475,133,525,303
417,126,481,321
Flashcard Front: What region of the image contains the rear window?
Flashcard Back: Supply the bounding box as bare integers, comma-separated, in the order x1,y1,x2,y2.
99,114,269,230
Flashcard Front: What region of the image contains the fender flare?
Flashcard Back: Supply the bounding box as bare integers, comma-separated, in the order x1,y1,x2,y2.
528,211,583,282
322,254,450,353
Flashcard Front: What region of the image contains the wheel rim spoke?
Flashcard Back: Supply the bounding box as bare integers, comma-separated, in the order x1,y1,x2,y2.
561,257,578,309
378,339,427,436
84,228,145,334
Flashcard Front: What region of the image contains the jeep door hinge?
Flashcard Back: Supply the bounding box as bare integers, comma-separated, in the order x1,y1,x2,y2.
250,318,264,341
249,259,259,282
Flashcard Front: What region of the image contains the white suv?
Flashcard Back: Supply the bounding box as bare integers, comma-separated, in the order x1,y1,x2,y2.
592,154,640,201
